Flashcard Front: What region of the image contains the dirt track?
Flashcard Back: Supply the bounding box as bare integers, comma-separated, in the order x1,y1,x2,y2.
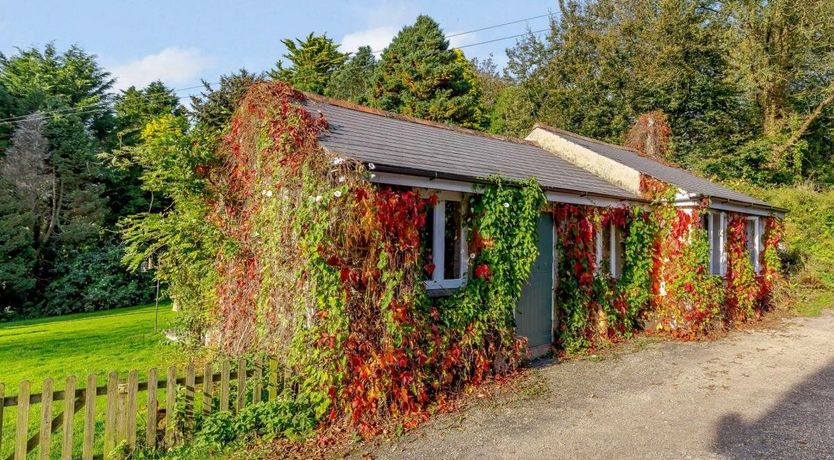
361,310,834,459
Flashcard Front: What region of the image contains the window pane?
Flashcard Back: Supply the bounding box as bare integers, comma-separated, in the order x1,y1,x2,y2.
711,213,722,275
600,224,612,275
615,227,625,278
745,219,757,268
444,201,461,280
420,204,435,279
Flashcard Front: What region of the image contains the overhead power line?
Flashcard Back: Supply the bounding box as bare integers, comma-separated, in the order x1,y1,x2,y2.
446,13,552,38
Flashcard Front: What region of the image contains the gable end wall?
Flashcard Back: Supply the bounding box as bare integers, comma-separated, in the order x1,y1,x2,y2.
526,127,644,197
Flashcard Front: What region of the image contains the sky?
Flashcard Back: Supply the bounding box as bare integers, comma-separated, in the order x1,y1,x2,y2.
1,0,556,99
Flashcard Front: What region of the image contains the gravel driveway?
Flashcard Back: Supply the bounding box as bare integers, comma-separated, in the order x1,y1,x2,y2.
363,310,834,459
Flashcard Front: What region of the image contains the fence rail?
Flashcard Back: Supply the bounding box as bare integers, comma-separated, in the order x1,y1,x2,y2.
1,357,285,460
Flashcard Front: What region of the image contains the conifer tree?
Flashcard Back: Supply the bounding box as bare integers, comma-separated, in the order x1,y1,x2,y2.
370,15,485,129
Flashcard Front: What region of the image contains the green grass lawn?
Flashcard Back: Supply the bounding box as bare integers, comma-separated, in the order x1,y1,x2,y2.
0,303,181,390
0,304,185,459
794,289,834,317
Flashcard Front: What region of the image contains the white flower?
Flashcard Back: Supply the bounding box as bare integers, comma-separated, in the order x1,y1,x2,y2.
314,195,323,202
503,202,510,208
469,253,476,259
370,173,376,179
334,190,342,198
265,190,273,197
338,176,346,183
368,163,376,170
333,157,345,165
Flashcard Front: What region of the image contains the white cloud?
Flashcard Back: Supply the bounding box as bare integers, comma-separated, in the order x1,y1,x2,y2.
341,26,400,55
111,47,212,90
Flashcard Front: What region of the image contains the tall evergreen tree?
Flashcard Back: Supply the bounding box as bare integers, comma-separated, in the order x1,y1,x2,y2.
190,69,262,130
0,44,152,316
369,15,485,129
269,33,347,94
324,46,376,104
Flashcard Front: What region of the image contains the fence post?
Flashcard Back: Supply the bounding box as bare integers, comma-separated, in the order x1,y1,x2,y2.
147,368,158,451
126,371,138,449
236,358,246,413
220,360,230,412
165,366,176,448
104,372,118,456
252,356,262,404
185,364,195,434
38,378,53,460
14,380,30,460
268,358,278,401
61,376,76,460
203,363,213,415
83,374,96,460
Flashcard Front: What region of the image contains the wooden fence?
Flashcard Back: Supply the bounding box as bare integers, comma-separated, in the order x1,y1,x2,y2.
0,357,285,460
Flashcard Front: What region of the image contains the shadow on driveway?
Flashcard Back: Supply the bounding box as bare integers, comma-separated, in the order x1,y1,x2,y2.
714,358,834,458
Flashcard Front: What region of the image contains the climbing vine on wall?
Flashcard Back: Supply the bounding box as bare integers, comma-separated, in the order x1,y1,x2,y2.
648,204,724,337
725,214,759,323
553,204,655,352
199,82,548,437
437,177,545,385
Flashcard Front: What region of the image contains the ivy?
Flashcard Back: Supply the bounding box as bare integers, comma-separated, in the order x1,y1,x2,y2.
437,177,545,383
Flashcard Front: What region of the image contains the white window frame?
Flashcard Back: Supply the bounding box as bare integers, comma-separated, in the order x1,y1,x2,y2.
719,212,728,276
703,211,714,274
595,222,622,278
745,216,761,274
423,191,468,291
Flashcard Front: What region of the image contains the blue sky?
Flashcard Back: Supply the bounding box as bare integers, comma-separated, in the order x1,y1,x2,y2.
1,0,555,98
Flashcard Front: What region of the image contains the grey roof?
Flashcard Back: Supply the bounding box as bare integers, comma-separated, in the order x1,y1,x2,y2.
302,96,639,201
540,126,774,209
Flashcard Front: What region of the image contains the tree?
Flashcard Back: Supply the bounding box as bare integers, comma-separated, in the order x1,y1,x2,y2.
269,33,347,94
723,0,834,176
324,46,376,103
507,0,744,167
0,115,49,310
101,81,184,220
113,81,183,147
190,69,262,130
0,44,151,316
369,15,485,129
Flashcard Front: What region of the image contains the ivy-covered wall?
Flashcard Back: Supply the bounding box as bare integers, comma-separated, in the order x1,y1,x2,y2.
188,82,547,435
553,199,783,351
131,81,785,441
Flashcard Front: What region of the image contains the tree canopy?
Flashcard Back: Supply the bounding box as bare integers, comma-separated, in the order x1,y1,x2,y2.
369,15,486,129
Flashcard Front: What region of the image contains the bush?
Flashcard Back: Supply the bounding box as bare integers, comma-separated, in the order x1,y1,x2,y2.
41,237,155,315
735,183,834,288
195,392,319,448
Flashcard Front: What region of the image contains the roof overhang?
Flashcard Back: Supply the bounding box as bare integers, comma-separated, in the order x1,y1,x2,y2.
369,167,643,208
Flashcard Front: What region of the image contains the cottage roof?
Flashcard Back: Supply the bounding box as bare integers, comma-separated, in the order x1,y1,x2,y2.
301,95,641,201
533,125,781,211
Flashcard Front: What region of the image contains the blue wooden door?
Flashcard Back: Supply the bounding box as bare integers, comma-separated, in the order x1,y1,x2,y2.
516,212,554,348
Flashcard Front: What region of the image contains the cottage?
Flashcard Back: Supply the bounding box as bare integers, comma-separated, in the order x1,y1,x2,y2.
302,93,784,354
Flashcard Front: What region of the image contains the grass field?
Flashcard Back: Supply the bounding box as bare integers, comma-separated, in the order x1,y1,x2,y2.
0,303,181,389
0,304,184,459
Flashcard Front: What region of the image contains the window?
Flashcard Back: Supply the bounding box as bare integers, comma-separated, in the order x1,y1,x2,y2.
596,222,625,278
745,216,761,274
701,212,725,276
423,196,467,291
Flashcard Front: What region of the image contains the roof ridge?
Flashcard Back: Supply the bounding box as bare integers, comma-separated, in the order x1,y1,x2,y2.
304,92,538,147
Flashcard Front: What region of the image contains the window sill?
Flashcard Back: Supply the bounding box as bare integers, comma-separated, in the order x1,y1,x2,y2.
424,279,466,297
